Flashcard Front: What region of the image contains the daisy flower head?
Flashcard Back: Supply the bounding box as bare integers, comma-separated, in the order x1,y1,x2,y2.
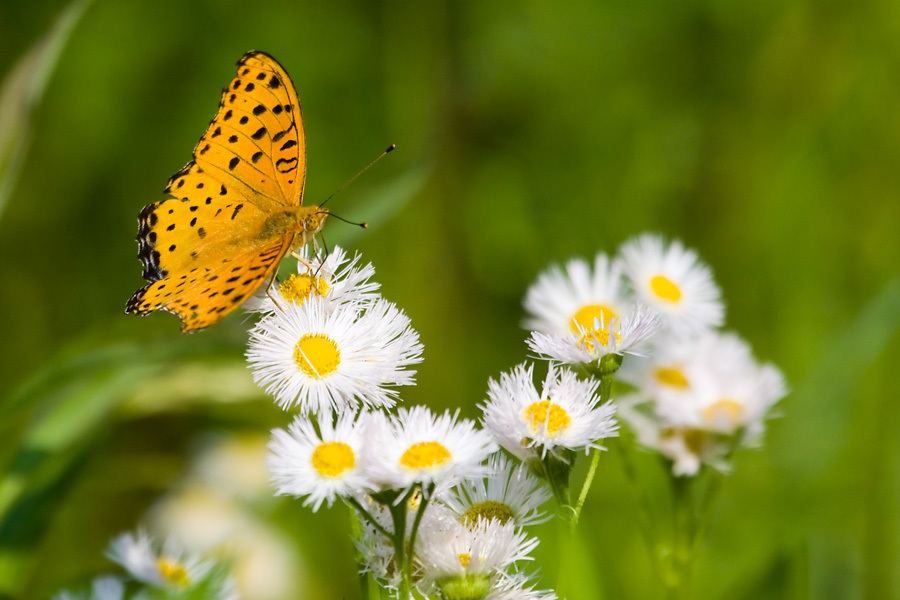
364,406,498,494
417,516,538,589
616,233,724,336
523,252,628,336
644,331,787,438
105,530,216,591
618,401,726,477
247,295,423,415
619,331,788,476
617,331,706,405
527,301,661,365
243,245,379,314
441,453,552,528
268,410,373,511
480,363,618,461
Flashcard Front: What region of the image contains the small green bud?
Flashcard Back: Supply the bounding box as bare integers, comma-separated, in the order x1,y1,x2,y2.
436,573,492,600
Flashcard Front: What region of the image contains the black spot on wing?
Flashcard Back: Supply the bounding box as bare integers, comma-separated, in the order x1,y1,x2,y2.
275,157,298,173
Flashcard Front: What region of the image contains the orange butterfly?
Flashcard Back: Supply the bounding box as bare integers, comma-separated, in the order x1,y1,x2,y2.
126,51,328,332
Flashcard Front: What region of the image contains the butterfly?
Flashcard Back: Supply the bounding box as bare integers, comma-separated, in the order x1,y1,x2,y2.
126,51,328,332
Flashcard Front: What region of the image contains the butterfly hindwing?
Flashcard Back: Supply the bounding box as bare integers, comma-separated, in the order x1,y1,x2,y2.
127,237,290,332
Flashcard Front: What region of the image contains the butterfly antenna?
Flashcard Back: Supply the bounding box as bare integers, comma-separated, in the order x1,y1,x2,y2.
324,212,368,229
315,235,330,278
319,144,395,209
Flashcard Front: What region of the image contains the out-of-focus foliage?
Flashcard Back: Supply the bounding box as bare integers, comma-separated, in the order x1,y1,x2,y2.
0,0,898,598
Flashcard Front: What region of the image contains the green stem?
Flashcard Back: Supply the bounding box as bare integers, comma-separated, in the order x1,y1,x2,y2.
615,440,669,589
406,483,434,576
667,474,695,600
572,448,600,526
388,491,412,600
569,365,616,526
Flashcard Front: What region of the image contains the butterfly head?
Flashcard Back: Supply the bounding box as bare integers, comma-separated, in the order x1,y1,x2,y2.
291,205,330,249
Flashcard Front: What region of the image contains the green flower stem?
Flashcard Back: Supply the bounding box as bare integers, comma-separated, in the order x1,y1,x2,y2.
568,355,620,526
571,448,600,526
615,441,669,588
388,491,412,600
405,483,435,578
665,473,700,600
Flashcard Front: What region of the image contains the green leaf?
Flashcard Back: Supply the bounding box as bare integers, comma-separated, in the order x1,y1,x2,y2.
0,0,93,221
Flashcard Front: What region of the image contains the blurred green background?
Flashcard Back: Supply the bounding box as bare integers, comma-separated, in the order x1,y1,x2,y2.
1,0,899,598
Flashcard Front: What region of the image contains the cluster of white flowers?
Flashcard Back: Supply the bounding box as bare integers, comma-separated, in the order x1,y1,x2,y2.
55,530,238,600
522,233,787,476
246,247,556,599
351,454,556,599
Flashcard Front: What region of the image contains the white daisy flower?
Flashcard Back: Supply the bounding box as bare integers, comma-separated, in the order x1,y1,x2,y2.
618,401,722,477
364,406,497,494
480,363,618,461
268,411,373,511
244,245,379,313
522,253,628,336
247,295,423,415
105,530,215,591
527,302,660,364
617,331,699,404
441,453,552,528
619,331,788,475
417,516,538,585
616,233,724,336
635,331,787,437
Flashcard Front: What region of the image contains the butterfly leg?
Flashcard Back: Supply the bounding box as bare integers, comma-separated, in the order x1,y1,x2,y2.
291,251,314,272
264,267,287,313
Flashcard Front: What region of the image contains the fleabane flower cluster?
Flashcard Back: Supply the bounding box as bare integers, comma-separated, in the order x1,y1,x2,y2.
246,249,557,599
520,233,786,476
352,454,555,599
55,530,237,600
524,233,725,367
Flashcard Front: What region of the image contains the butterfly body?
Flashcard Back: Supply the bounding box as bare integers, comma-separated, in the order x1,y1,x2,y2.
126,51,323,332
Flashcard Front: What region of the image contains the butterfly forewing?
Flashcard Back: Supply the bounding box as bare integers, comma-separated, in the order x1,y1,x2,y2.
187,51,306,208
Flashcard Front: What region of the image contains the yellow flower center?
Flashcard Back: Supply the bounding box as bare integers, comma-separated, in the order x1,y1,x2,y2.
569,304,618,334
663,427,706,454
458,553,472,568
280,273,330,305
655,367,690,388
523,400,571,436
462,500,516,527
400,441,452,470
157,558,190,586
293,334,341,378
311,441,355,477
703,399,744,428
650,275,682,303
